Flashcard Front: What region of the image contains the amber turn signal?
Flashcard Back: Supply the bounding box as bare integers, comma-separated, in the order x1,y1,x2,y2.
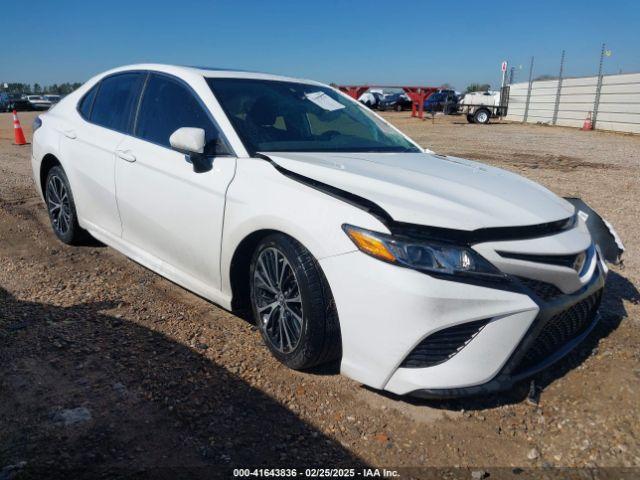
343,225,397,263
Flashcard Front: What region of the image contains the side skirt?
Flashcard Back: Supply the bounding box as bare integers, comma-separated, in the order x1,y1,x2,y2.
82,220,232,310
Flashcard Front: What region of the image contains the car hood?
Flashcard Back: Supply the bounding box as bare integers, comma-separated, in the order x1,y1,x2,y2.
262,151,575,231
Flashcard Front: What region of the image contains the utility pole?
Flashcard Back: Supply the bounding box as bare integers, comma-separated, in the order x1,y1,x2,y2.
523,56,535,123
552,50,565,125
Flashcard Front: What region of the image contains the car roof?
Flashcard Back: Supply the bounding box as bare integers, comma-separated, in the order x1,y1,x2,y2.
98,63,324,87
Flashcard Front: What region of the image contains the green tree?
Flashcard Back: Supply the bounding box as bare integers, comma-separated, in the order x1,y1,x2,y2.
465,83,491,93
2,81,83,95
5,83,30,94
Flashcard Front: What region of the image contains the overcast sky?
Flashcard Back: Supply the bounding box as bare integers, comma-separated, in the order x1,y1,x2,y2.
2,0,639,90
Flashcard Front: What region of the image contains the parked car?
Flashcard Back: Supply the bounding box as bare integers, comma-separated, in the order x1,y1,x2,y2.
31,64,614,398
358,91,384,109
423,90,459,114
5,94,33,112
378,92,412,111
44,94,62,104
26,95,52,110
0,92,9,111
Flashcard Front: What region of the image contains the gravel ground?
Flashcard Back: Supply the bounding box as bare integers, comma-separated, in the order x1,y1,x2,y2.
1,111,639,479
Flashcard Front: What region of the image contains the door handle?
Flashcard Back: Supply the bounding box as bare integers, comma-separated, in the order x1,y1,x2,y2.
63,129,76,139
116,150,136,162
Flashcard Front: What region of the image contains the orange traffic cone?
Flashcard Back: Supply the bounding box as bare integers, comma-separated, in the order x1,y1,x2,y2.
581,111,593,131
12,110,28,145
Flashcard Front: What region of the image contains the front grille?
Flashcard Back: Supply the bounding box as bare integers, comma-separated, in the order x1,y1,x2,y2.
514,290,602,374
517,277,564,301
498,251,579,269
401,318,490,368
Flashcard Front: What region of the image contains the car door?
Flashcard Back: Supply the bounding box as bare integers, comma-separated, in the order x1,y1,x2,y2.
60,72,144,237
114,72,236,290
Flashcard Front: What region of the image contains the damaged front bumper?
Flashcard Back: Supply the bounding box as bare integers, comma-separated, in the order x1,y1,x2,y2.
410,248,607,399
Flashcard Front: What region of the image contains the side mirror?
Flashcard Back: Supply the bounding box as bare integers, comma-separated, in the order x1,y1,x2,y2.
169,127,211,173
170,127,205,154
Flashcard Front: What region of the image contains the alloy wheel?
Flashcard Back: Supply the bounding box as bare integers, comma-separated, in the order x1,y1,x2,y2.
46,175,72,236
253,247,304,354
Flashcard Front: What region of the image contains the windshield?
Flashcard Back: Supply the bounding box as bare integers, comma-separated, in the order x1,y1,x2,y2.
206,78,419,154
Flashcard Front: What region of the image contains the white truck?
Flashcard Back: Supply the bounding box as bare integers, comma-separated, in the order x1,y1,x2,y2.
458,88,508,124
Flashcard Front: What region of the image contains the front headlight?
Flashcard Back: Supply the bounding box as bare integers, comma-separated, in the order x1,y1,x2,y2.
342,224,505,279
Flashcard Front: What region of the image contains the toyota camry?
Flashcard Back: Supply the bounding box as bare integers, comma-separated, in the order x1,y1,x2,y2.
31,64,617,397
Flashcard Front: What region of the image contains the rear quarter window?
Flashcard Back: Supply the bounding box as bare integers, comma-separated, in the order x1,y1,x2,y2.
78,84,98,120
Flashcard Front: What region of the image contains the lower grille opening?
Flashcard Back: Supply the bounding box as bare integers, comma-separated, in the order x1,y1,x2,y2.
517,277,564,301
514,290,602,374
401,318,491,368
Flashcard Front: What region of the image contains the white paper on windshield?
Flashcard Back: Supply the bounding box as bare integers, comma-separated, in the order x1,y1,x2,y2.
305,91,345,111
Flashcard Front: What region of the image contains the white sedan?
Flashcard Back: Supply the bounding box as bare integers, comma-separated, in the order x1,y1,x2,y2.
26,95,52,110
31,64,608,397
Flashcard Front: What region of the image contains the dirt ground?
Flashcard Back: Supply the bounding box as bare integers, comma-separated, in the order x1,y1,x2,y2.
1,110,639,479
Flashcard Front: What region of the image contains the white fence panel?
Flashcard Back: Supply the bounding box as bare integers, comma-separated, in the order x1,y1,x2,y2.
505,71,640,133
602,73,640,85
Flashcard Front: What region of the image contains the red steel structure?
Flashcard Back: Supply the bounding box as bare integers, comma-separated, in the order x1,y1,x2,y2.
336,85,438,119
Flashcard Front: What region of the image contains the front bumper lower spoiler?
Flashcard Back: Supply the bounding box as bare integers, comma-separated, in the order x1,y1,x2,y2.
410,262,606,399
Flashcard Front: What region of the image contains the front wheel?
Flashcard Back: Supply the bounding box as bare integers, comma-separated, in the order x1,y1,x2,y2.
249,233,341,370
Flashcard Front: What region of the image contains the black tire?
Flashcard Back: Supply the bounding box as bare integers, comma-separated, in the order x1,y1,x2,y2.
249,233,341,370
466,114,475,123
395,103,403,112
473,109,490,124
44,166,85,244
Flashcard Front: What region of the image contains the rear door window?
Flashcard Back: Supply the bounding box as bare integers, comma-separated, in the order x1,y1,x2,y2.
90,73,144,133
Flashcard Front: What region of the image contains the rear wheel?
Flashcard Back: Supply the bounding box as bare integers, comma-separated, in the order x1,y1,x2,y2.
474,109,490,124
249,233,341,370
44,166,84,244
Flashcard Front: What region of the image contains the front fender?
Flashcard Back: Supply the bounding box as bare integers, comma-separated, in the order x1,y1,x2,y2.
220,158,388,296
